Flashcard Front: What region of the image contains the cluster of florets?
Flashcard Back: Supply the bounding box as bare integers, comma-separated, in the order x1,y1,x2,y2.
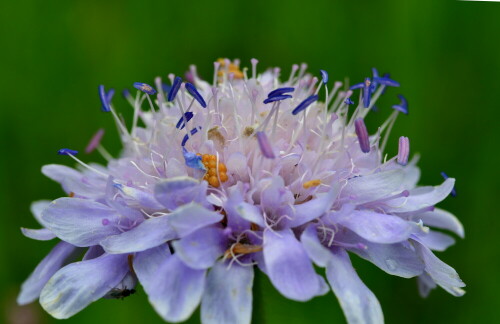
18,58,464,324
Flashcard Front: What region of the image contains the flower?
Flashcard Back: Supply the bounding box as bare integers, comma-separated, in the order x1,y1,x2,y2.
18,58,465,324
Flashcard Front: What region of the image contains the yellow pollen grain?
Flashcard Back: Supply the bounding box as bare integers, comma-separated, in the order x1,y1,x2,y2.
303,179,321,189
200,153,229,188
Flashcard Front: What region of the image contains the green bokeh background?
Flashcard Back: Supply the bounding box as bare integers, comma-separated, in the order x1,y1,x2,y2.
1,0,499,323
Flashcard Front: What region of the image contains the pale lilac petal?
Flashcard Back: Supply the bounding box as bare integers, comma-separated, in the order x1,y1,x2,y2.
413,239,465,296
172,226,227,269
290,183,341,227
40,254,128,319
114,183,165,210
148,254,206,322
331,208,416,244
100,215,175,254
133,245,171,293
234,202,265,227
341,169,404,205
264,229,328,301
389,178,455,213
326,248,384,324
17,242,79,305
413,231,455,252
417,273,437,298
154,176,208,210
82,245,105,260
300,224,332,267
41,164,105,198
168,202,223,237
21,228,56,241
201,261,254,324
347,237,425,278
30,200,51,226
41,198,121,247
415,208,464,238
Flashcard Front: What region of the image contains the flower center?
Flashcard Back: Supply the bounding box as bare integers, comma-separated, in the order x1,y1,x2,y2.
198,153,228,187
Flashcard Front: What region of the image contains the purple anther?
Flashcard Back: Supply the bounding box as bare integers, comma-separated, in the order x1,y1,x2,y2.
185,82,207,108
162,83,172,93
345,98,354,105
98,85,111,112
133,82,157,95
441,172,457,197
182,148,206,171
291,94,319,115
363,78,372,108
397,136,410,166
401,190,410,198
102,219,110,226
85,129,105,154
58,148,79,156
267,87,295,98
181,127,201,147
354,118,370,153
176,112,194,130
373,76,400,87
168,76,183,102
320,69,329,84
392,94,409,114
263,94,292,104
256,131,275,159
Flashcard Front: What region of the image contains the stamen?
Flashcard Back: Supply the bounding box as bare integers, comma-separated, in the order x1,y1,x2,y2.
392,94,409,114
98,85,111,112
167,76,182,102
363,78,372,108
373,76,400,87
303,179,321,189
397,136,410,166
182,148,206,171
345,97,354,105
213,61,220,86
291,94,319,115
181,127,201,147
320,69,329,84
175,112,194,130
185,82,207,108
256,131,275,159
263,94,292,104
267,87,295,98
441,172,457,197
85,129,105,154
224,243,262,259
371,67,380,89
133,82,157,95
58,148,79,156
287,64,299,84
354,118,370,153
251,58,259,79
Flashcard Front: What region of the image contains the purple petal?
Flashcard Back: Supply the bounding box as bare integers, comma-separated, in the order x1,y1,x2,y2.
154,176,209,210
30,200,51,226
201,261,254,324
17,242,79,305
41,198,122,247
234,201,265,227
172,226,227,269
412,231,455,252
168,202,223,237
264,229,328,301
326,248,383,324
40,253,128,319
148,254,206,322
21,228,56,241
290,183,341,227
100,215,175,254
300,224,332,267
113,183,165,210
133,245,171,293
415,208,464,238
413,239,465,296
331,208,416,244
41,164,105,198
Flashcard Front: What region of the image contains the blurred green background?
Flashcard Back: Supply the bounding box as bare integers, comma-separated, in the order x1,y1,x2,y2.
1,0,499,323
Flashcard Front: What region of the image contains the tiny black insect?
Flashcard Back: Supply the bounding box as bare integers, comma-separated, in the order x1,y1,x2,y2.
106,287,136,300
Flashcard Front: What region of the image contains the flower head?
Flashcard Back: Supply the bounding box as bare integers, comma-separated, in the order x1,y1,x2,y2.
19,59,465,324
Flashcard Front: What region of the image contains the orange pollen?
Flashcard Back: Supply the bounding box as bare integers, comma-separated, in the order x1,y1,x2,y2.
217,58,244,80
68,192,75,197
224,243,263,259
200,153,228,188
303,179,321,189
